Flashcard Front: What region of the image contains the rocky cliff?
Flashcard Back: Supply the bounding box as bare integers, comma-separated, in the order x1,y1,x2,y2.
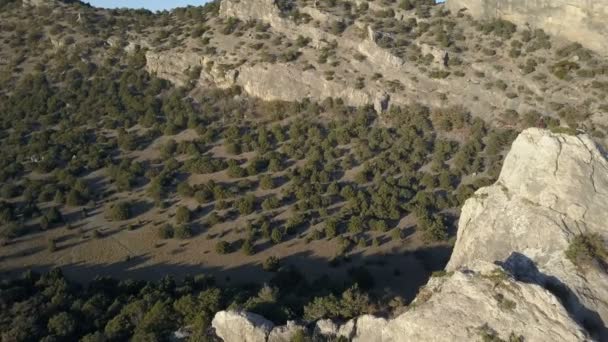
207,128,608,341
142,0,608,131
448,128,608,338
446,0,608,56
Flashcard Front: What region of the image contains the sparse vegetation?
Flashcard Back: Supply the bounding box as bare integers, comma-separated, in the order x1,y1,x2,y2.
566,233,607,269
0,1,606,340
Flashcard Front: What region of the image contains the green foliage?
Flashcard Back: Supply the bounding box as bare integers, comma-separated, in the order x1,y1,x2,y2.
566,233,607,269
47,312,76,337
174,225,193,239
263,256,281,272
241,238,255,255
215,240,230,254
106,201,132,221
158,224,175,239
175,206,191,224
271,228,283,244
303,285,370,321
551,60,580,80
478,19,517,39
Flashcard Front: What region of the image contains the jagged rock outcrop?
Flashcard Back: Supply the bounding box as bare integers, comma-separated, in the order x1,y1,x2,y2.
267,321,306,342
448,128,608,338
212,262,589,341
380,261,589,342
220,0,283,23
209,128,608,341
212,311,275,342
446,0,608,56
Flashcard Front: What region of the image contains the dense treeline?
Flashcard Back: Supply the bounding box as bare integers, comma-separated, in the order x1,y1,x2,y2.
0,266,377,341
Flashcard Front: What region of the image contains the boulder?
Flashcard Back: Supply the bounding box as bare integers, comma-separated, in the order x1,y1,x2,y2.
211,311,274,342
352,315,388,342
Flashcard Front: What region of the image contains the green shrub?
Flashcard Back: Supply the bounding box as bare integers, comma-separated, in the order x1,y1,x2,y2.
175,225,193,239
263,256,280,272
215,240,230,254
565,233,607,269
175,206,191,224
271,228,283,244
241,239,254,255
158,224,175,239
107,202,131,221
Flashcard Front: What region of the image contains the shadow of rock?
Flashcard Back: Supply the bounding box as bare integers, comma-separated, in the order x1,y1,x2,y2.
499,252,607,340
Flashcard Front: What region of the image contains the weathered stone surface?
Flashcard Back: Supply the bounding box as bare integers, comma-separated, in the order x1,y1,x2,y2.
211,262,588,342
446,0,608,56
22,0,49,7
212,311,274,342
448,128,608,338
237,63,374,107
220,0,282,22
267,321,306,342
351,315,388,342
382,261,589,342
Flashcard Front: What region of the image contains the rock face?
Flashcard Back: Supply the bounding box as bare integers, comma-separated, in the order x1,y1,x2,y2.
446,0,608,56
381,261,589,342
448,128,608,337
212,262,588,341
144,0,608,128
209,128,608,341
212,311,274,342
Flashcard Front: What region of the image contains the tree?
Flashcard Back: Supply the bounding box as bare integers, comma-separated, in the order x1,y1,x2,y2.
348,216,364,234
47,312,76,337
236,195,256,215
261,196,280,211
107,201,131,221
215,241,230,254
241,239,254,255
158,224,174,239
270,228,283,244
175,206,191,224
177,182,194,197
66,189,85,207
259,175,275,190
325,218,338,238
263,256,280,272
174,225,193,239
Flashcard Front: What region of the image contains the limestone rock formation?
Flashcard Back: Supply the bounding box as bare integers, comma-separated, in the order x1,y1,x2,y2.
267,321,306,342
211,311,274,342
144,0,608,128
22,0,49,7
380,261,589,342
220,0,283,23
211,262,589,341
446,0,608,56
448,128,608,337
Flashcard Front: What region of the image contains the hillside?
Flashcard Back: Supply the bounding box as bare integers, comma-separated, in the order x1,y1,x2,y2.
0,0,606,341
